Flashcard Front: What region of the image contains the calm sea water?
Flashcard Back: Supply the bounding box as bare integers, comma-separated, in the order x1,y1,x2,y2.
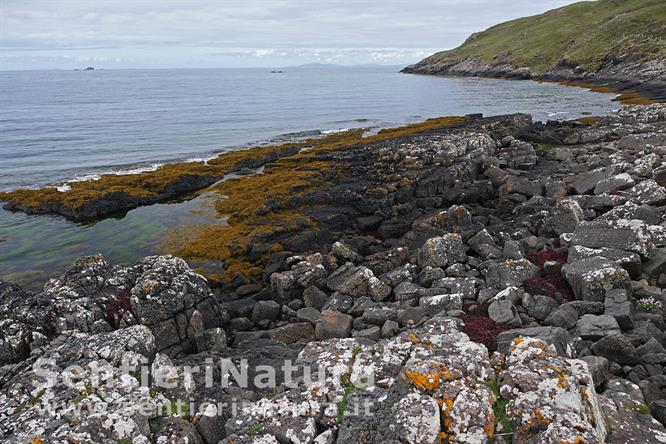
0,67,620,289
0,67,620,191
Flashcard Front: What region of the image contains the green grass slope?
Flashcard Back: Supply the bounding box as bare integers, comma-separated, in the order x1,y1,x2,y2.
409,0,666,73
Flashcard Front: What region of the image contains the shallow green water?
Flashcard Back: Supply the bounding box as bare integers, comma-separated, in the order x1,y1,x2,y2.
0,191,221,290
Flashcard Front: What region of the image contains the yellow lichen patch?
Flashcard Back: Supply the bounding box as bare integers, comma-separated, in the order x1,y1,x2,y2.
484,420,495,438
509,337,525,352
557,374,570,389
402,368,453,392
31,438,44,444
439,431,454,441
535,408,552,425
442,397,455,429
560,438,585,444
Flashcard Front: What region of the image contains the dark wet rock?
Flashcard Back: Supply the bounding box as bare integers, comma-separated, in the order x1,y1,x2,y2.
315,309,353,339
581,355,610,389
604,288,635,330
488,299,522,327
577,314,621,340
571,168,608,194
545,303,579,329
591,334,640,366
251,300,280,324
525,295,559,321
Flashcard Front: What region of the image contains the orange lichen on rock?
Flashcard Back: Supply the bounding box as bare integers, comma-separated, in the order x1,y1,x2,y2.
402,367,453,392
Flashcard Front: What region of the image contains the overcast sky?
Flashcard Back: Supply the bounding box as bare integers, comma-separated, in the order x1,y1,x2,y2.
1,0,584,70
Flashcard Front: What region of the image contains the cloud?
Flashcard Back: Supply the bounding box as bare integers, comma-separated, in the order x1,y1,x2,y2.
0,0,581,68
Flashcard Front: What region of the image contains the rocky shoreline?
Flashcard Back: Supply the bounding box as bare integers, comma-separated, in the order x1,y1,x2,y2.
3,104,666,442
401,59,666,104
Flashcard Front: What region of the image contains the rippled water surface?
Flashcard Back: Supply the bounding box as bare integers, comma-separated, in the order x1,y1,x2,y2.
0,67,620,288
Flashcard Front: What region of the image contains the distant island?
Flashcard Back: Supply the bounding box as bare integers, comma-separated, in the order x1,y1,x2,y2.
403,0,666,101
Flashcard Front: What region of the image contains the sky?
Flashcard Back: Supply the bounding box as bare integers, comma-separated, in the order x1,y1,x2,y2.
1,0,585,70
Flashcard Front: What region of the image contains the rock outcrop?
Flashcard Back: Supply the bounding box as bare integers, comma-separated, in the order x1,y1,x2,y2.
3,103,666,442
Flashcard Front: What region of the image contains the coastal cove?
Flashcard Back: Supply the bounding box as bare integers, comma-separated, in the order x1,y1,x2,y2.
0,71,623,290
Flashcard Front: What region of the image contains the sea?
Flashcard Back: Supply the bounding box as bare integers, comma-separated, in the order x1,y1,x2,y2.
0,66,620,288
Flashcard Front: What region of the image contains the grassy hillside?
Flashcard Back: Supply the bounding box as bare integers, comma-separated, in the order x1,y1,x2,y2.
413,0,666,73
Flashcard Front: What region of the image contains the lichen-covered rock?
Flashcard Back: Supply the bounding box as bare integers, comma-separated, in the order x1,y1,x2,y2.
392,392,440,443
484,258,540,289
499,337,607,443
601,379,666,443
222,318,496,443
417,234,467,268
570,219,656,258
0,325,165,443
418,293,463,316
627,179,666,206
562,257,632,302
541,199,584,236
326,264,391,301
0,255,229,362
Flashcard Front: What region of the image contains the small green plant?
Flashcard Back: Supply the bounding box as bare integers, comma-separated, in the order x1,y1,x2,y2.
352,345,362,357
117,439,132,444
29,389,45,405
69,393,87,405
248,422,263,436
628,403,651,415
636,297,663,313
336,374,358,424
485,379,513,434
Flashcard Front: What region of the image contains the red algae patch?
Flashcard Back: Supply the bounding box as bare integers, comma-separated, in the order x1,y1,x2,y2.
524,249,573,302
